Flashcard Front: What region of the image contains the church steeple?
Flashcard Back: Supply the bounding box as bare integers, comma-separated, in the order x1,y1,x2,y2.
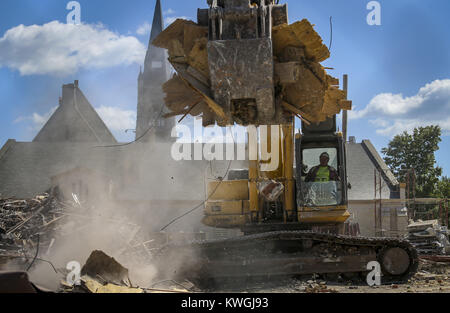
144,0,166,75
150,0,163,42
136,0,174,143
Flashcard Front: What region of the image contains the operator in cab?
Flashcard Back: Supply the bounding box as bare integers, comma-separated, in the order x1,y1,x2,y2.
305,152,340,183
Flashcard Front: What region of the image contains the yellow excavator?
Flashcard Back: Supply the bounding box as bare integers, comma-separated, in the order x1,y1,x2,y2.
153,0,418,285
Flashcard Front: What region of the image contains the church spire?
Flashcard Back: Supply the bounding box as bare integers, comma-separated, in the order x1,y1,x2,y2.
150,0,163,43
144,0,166,74
136,0,175,143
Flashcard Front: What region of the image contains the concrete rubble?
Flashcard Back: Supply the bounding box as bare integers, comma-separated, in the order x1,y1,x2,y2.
407,220,450,255
60,250,191,294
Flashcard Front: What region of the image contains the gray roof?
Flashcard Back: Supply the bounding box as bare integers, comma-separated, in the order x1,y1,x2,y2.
0,140,247,201
0,141,122,199
361,140,398,186
33,83,117,144
0,141,199,200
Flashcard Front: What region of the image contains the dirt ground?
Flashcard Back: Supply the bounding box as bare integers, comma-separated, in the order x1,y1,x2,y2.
204,259,450,294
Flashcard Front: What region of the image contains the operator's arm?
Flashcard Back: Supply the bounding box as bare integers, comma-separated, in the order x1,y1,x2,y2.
305,166,317,182
329,167,341,182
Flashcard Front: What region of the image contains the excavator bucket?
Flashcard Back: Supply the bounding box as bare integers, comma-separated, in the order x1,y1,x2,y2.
152,0,351,127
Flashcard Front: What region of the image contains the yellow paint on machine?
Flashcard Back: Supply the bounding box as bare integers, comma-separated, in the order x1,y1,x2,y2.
202,214,248,228
298,209,350,224
207,180,249,201
299,205,348,212
205,200,250,215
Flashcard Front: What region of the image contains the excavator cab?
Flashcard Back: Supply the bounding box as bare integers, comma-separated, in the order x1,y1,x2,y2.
295,117,350,228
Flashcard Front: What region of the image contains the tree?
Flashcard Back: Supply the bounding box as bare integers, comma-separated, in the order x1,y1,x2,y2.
382,126,442,198
434,176,450,199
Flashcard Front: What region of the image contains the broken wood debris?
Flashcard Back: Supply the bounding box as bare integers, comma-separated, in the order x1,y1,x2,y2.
152,17,351,126
0,194,63,259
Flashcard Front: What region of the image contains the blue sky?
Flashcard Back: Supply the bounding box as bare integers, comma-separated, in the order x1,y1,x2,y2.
0,0,449,175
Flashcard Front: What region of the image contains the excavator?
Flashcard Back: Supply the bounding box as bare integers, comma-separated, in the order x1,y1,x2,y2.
153,0,418,285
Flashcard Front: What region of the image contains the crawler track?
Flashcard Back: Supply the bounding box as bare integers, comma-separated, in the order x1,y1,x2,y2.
155,231,419,286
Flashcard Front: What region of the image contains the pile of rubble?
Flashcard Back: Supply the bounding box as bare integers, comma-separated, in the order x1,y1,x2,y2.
152,16,351,127
296,279,338,294
60,250,192,294
407,220,450,255
0,194,62,260
0,193,205,293
0,193,159,272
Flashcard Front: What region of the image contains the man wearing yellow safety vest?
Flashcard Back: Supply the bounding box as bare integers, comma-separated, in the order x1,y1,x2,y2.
305,152,341,183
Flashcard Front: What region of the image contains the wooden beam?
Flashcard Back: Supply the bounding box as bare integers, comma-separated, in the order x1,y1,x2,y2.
178,74,228,122
340,100,353,111
274,62,301,84
163,111,187,119
178,100,202,123
281,101,312,125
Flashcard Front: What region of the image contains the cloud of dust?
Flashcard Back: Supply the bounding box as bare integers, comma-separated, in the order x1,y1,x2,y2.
18,140,213,291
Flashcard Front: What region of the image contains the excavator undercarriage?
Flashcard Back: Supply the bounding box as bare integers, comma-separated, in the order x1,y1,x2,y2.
156,231,418,286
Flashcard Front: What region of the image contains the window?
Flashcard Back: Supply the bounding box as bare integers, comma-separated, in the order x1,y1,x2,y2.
302,148,338,173
299,148,342,207
152,61,163,69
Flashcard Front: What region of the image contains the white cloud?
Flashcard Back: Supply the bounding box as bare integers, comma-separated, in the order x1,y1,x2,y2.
369,118,390,128
351,93,422,118
164,9,175,15
375,117,450,136
14,106,57,131
0,21,146,76
165,16,191,27
162,8,191,27
95,106,136,132
351,79,450,136
136,22,151,36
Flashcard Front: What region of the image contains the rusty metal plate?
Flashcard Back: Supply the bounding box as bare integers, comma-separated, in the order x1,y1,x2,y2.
207,38,275,125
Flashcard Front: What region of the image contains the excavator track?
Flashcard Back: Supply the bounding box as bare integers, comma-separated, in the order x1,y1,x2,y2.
155,231,419,287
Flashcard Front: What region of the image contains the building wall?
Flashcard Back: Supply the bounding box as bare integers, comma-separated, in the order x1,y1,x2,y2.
346,142,393,201
348,200,409,237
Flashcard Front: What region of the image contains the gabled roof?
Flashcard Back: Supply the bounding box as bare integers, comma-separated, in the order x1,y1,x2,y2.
346,140,399,201
361,140,399,187
33,82,117,144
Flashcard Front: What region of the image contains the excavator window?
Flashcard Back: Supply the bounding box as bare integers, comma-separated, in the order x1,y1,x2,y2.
299,147,343,207
302,148,338,174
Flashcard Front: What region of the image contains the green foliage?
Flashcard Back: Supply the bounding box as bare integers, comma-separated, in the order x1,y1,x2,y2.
434,176,450,199
382,126,443,198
